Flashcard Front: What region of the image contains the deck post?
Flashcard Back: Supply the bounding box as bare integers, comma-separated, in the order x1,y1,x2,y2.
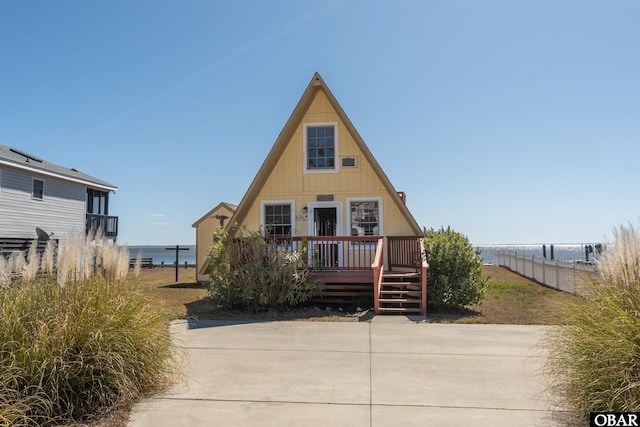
371,238,384,314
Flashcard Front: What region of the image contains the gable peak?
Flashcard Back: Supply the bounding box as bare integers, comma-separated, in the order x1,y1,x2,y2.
312,72,324,87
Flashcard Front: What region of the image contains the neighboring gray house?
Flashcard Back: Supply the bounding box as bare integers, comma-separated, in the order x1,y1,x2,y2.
0,145,118,250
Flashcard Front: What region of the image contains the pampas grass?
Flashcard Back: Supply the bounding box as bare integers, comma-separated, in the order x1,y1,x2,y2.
545,223,640,424
0,232,176,426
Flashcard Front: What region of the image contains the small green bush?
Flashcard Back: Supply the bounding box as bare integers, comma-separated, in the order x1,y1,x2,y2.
545,223,640,423
207,228,323,310
423,226,487,309
0,234,175,426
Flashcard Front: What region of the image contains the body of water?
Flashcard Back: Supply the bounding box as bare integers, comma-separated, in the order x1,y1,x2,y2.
476,244,605,265
125,245,196,266
121,243,605,267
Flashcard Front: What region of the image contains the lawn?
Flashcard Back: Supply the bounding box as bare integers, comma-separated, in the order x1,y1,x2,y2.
133,265,574,324
426,265,574,324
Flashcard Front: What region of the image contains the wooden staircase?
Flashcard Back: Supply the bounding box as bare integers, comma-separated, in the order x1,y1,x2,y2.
372,237,428,315
377,271,424,313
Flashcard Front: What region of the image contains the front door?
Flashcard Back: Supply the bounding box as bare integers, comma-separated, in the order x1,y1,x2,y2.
308,203,342,268
314,207,337,237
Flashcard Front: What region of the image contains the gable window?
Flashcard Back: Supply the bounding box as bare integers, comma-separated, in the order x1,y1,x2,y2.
32,178,44,200
304,123,338,172
348,198,382,237
262,201,294,237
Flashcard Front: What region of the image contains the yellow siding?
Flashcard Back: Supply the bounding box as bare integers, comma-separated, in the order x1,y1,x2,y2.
242,90,416,237
195,204,236,283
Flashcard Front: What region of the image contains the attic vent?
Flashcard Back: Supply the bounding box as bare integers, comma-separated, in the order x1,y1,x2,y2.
341,157,357,168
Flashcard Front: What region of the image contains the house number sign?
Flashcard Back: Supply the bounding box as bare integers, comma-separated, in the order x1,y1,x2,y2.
317,195,334,201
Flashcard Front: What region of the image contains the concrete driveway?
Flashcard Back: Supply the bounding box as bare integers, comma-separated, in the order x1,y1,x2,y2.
128,317,560,427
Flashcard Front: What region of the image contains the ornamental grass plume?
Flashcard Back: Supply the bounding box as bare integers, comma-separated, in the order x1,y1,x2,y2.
0,254,10,288
133,252,143,278
0,231,177,426
545,222,640,425
41,239,56,278
21,241,40,283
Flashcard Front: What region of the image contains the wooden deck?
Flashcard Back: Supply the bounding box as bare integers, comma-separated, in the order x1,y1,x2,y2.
301,236,428,314
242,235,427,314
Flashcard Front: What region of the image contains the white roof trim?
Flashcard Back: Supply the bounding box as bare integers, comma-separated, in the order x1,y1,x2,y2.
0,159,117,192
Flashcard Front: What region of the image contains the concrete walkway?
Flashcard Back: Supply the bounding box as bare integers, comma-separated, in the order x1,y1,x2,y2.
128,317,559,427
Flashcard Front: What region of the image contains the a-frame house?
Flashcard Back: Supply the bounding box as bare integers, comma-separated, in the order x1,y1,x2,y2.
201,73,427,314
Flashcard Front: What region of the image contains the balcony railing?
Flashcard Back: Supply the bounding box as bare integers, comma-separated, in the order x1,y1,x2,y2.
86,214,119,239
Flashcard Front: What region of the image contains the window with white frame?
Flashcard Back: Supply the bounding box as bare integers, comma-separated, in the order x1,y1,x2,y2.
262,202,294,237
348,199,382,236
32,178,44,200
304,123,337,172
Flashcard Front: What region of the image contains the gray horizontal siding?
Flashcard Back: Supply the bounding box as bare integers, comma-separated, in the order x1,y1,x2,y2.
0,166,86,242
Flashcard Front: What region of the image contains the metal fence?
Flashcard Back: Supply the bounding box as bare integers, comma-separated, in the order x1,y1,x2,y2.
494,250,597,295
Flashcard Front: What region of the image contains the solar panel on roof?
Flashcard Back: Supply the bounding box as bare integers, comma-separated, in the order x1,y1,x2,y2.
9,147,43,162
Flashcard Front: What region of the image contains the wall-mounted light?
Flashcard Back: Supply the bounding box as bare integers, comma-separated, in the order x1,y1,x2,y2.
302,206,308,213
214,214,229,227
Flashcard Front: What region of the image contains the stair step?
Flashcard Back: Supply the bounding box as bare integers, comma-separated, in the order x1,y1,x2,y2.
383,272,420,279
379,290,422,296
379,298,422,304
382,281,421,286
377,307,423,313
381,283,421,290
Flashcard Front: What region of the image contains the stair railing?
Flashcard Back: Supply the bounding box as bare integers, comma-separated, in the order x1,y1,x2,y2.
419,238,428,315
371,238,384,314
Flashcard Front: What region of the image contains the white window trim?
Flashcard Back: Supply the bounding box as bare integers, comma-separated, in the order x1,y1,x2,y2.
303,122,339,174
347,197,383,246
260,199,296,237
32,177,44,200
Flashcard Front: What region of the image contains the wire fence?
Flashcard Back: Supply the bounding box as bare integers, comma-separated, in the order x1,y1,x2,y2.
494,250,597,295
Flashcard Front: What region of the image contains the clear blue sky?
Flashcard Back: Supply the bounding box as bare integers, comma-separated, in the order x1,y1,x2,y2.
1,0,638,246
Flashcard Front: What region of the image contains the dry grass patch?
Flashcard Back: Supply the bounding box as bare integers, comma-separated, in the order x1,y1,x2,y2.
130,267,206,319
426,265,574,324
136,265,572,325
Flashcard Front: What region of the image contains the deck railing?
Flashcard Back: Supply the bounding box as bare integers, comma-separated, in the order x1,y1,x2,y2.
268,235,380,270
86,214,119,239
388,235,424,270
268,235,425,271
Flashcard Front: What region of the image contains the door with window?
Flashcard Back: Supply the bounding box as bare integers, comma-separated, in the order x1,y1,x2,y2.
308,203,342,268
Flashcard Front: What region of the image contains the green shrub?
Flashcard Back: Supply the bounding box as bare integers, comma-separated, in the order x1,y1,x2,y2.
207,228,323,310
0,234,175,426
423,226,487,309
545,223,640,424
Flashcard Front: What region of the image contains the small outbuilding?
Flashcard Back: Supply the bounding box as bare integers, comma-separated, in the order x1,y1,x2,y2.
192,202,237,283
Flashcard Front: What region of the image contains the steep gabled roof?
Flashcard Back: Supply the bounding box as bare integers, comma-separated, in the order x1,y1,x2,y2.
0,145,117,192
227,73,420,235
192,201,238,227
